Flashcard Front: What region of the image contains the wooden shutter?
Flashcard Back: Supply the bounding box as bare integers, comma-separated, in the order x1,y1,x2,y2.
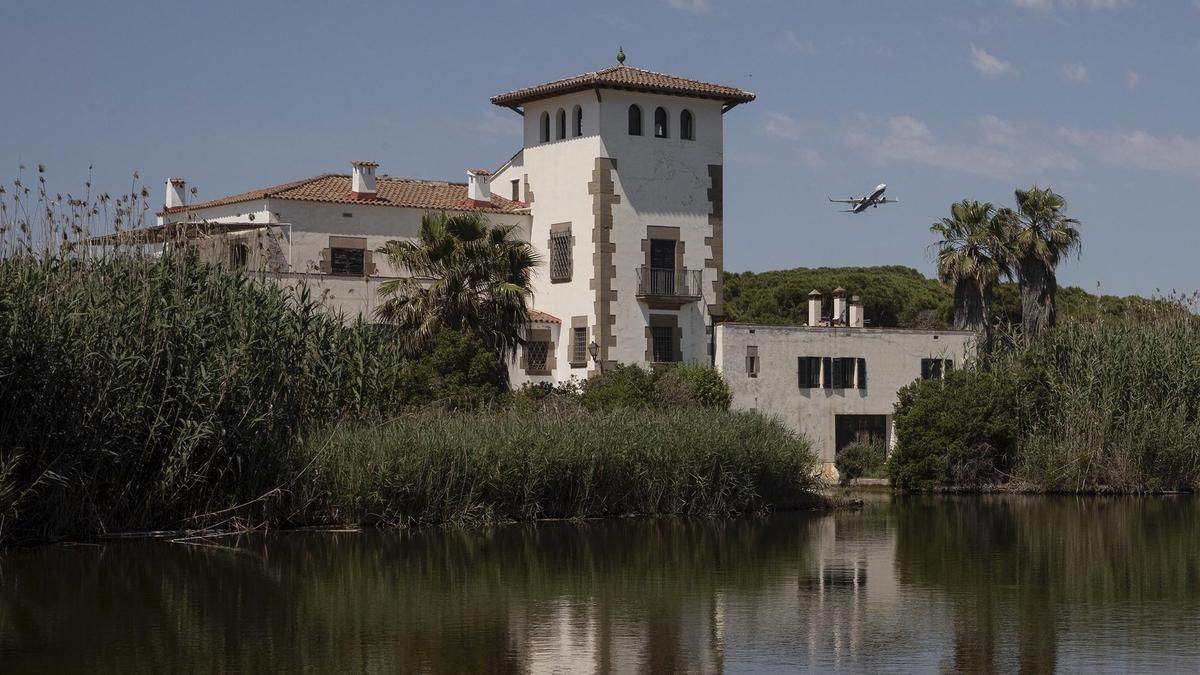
822,357,832,389
857,358,867,390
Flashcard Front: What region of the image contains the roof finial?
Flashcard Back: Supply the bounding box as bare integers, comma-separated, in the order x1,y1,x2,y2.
617,46,625,65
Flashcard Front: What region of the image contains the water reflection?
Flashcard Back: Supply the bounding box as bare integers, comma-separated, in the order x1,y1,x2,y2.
2,496,1199,672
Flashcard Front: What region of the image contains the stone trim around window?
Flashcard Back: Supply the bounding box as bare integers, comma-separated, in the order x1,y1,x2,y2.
641,225,686,273
569,315,589,368
644,313,682,364
548,222,574,283
520,327,556,376
319,235,377,276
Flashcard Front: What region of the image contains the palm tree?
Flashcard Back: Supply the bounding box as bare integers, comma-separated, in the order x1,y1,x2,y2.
1012,187,1081,344
375,212,541,372
930,200,1012,340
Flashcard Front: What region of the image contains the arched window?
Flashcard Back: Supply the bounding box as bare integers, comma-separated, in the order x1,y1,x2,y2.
556,108,566,140
654,107,669,138
539,111,550,143
572,105,583,137
628,104,642,136
680,109,694,140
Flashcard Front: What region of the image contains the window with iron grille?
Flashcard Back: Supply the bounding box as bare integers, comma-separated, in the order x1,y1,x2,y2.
571,327,588,365
651,326,676,363
526,341,550,372
329,247,364,276
549,229,572,282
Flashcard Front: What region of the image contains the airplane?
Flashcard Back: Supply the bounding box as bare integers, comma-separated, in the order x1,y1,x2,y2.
829,184,898,213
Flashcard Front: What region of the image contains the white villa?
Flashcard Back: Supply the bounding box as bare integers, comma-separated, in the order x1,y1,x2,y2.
142,57,972,471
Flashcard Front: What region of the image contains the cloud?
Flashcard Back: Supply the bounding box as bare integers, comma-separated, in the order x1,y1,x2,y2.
476,109,521,136
1059,63,1090,84
1012,0,1127,10
666,0,712,13
840,114,1078,179
1125,70,1140,88
763,112,805,141
970,45,1016,77
1059,128,1200,174
782,30,815,55
842,112,1200,179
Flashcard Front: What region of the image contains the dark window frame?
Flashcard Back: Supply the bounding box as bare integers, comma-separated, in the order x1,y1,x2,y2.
680,109,694,140
328,247,365,276
650,325,677,363
628,104,642,136
539,111,550,143
556,108,566,140
572,105,583,137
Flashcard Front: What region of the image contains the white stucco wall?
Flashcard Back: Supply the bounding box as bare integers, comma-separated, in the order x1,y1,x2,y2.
715,323,975,467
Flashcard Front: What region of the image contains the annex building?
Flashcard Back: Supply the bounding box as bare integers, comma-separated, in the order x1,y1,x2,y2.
143,58,971,472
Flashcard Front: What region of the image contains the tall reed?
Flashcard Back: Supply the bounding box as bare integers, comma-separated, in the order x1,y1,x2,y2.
291,406,821,526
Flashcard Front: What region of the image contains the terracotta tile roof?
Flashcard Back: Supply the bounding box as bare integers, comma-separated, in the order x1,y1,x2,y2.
491,65,755,107
160,174,528,216
527,309,560,324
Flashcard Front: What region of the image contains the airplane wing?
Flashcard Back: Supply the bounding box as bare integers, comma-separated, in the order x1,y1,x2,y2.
828,197,862,204
877,197,899,204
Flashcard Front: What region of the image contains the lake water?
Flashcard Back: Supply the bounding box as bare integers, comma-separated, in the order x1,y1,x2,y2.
2,495,1199,673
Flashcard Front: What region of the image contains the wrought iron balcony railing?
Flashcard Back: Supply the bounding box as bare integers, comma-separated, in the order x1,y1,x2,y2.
636,266,703,301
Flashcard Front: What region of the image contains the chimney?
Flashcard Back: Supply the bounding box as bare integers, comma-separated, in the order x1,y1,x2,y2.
165,177,186,209
351,160,378,198
832,287,847,325
467,169,492,206
849,295,864,328
807,289,823,326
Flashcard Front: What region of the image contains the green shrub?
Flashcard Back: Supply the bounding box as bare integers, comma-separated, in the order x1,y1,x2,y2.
578,363,731,411
578,363,657,409
652,364,732,410
889,369,1027,490
835,437,886,485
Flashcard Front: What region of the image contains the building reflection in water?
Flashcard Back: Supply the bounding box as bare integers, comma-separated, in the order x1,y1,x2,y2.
3,496,1200,672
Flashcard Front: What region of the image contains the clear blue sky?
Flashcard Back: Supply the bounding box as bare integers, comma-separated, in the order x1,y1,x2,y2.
4,0,1198,297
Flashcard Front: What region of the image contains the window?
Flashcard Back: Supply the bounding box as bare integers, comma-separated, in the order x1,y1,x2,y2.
680,109,694,140
835,415,887,454
832,357,857,389
329,247,364,276
822,357,833,389
511,179,520,202
572,327,588,366
556,108,566,140
573,105,583,137
539,111,550,143
651,325,677,363
628,104,642,136
229,241,248,269
654,107,669,138
648,238,676,294
921,358,954,380
797,356,821,389
526,341,550,372
549,227,572,282
746,345,759,378
857,358,867,390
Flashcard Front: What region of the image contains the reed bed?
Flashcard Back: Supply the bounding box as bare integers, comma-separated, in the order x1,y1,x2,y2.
0,250,441,541
292,407,821,527
1011,306,1200,491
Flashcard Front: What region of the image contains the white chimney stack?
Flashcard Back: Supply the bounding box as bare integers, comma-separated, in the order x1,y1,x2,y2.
467,169,492,205
351,160,378,197
850,295,864,328
832,287,847,325
165,178,186,209
808,289,823,326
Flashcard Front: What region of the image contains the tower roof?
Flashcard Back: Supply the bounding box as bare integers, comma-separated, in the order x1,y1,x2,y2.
490,65,755,108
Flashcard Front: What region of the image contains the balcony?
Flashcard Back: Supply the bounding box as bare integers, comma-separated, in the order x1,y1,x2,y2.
636,266,704,306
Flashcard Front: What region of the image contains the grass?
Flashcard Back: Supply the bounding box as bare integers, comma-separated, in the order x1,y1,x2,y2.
291,406,822,527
